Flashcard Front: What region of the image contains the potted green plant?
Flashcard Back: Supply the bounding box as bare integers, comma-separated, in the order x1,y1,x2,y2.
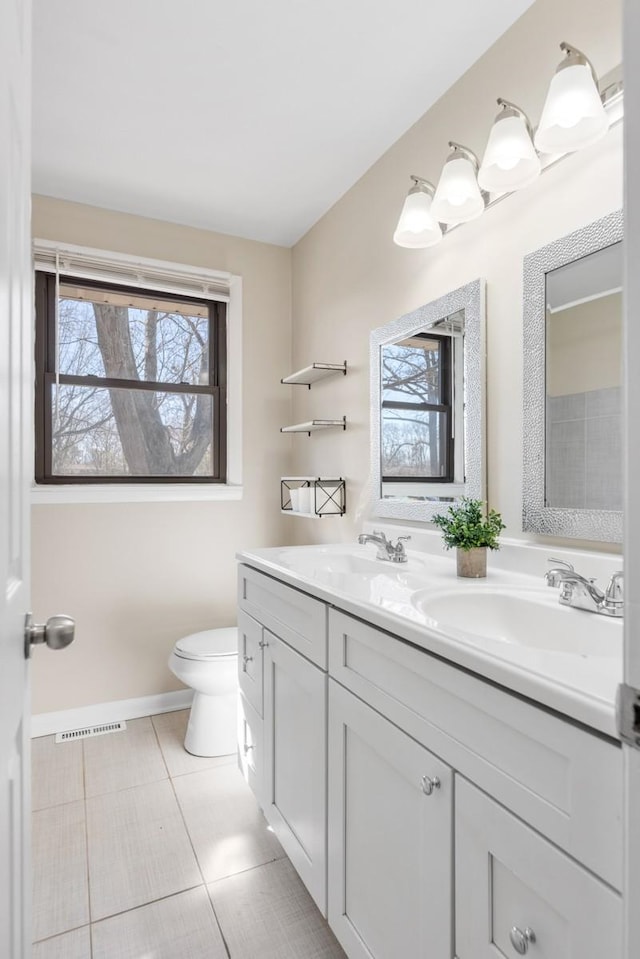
432,497,505,578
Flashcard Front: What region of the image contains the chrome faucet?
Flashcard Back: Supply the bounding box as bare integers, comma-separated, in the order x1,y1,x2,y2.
544,558,624,617
358,530,411,564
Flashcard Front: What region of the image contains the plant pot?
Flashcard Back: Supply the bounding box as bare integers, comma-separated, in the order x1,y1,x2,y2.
456,547,487,578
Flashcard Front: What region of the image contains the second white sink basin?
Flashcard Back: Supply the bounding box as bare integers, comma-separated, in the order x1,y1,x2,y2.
411,588,621,658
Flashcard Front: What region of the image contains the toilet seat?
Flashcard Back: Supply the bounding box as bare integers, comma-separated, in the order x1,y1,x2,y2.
173,628,237,662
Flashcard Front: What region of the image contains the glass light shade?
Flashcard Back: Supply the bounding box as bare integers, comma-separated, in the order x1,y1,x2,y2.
478,114,541,192
393,189,442,248
431,156,484,225
534,62,609,154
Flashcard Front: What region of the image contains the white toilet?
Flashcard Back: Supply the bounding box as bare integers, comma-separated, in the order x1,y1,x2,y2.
168,627,238,757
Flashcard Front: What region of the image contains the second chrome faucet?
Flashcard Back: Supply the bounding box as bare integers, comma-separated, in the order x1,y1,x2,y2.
545,558,624,617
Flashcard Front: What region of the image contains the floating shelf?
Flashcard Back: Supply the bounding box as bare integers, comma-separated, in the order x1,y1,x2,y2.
280,417,346,436
281,477,346,517
281,361,347,388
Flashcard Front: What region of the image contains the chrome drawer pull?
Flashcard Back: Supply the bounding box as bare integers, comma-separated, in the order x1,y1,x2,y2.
242,654,254,672
509,926,536,954
420,775,441,796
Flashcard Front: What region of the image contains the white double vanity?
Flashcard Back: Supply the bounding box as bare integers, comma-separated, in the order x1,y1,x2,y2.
236,541,622,959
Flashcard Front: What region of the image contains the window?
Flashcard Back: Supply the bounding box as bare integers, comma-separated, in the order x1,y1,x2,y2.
380,332,454,483
35,273,227,484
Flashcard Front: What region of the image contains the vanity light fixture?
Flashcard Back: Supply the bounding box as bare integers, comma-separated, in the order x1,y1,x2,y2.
393,176,443,249
534,42,609,154
431,143,485,226
478,99,541,193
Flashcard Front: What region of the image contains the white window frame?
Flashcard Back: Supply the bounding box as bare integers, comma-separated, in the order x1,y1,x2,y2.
31,240,242,504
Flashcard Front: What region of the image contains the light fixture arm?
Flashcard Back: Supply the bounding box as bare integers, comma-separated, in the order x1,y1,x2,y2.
446,141,480,171
408,175,436,197
558,41,600,89
495,98,535,139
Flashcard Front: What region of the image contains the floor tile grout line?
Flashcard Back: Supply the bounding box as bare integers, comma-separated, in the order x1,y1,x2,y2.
206,853,287,888
149,713,172,780
81,737,94,958
33,921,92,945
161,716,233,959
89,882,207,927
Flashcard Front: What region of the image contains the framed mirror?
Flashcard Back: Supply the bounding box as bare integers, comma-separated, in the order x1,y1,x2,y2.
523,209,623,542
370,279,486,522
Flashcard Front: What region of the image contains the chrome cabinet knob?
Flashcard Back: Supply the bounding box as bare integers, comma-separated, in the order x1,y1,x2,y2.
242,654,253,672
24,612,75,658
509,926,536,954
421,775,441,796
258,639,269,649
243,742,254,755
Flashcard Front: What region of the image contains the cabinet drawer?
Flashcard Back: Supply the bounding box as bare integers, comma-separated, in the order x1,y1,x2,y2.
238,692,264,809
455,777,621,958
238,564,327,667
328,608,622,889
237,609,264,716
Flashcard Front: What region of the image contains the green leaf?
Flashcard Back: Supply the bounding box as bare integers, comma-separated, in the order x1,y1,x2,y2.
432,497,505,551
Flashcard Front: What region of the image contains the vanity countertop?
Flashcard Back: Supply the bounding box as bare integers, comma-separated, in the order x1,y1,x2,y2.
237,543,622,739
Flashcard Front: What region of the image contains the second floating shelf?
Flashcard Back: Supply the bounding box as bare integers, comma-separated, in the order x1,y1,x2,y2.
281,361,347,388
280,417,346,436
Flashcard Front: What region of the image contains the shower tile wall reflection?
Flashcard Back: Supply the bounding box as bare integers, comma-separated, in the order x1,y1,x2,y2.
546,386,622,510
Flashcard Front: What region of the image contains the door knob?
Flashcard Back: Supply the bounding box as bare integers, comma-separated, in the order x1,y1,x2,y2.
242,654,253,672
509,926,536,954
421,775,441,796
24,613,75,658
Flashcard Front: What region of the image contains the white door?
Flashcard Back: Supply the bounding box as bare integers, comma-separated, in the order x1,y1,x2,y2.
0,0,32,955
263,632,327,914
327,679,452,959
623,0,640,955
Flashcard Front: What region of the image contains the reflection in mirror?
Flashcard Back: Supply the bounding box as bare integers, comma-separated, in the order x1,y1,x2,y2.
370,280,485,523
545,243,623,511
522,209,623,542
381,315,463,497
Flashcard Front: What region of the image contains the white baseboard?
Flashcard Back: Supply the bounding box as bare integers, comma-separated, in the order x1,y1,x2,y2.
31,689,194,738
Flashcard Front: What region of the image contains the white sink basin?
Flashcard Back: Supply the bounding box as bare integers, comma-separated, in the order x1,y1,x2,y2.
265,545,430,598
411,587,622,658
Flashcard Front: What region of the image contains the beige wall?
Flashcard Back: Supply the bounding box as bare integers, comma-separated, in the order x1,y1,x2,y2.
290,0,622,550
548,292,622,396
31,196,293,714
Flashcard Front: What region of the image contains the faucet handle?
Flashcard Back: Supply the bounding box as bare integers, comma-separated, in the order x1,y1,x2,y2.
605,571,624,605
372,529,388,542
545,557,574,587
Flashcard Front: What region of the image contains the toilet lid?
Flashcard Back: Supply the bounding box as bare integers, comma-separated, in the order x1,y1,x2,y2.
174,628,238,661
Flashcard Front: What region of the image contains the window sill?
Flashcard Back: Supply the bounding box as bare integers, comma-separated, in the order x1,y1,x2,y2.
30,484,244,505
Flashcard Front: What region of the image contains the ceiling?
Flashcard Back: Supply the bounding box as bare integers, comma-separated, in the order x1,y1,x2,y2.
32,0,534,247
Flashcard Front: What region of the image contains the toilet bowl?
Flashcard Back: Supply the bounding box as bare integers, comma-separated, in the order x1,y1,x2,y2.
168,627,238,757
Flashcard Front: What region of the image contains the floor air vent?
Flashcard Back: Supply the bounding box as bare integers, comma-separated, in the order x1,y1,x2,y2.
55,721,127,744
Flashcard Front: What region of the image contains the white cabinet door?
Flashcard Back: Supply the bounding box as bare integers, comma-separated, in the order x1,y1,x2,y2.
456,777,622,959
328,680,453,959
237,609,264,716
263,632,327,914
238,692,264,809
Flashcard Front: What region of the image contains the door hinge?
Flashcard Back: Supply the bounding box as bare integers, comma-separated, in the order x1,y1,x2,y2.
616,683,640,748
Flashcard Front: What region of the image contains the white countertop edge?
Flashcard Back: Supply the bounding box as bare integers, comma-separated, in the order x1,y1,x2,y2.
237,548,619,741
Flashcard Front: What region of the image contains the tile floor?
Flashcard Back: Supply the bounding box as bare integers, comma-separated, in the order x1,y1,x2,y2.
32,710,346,958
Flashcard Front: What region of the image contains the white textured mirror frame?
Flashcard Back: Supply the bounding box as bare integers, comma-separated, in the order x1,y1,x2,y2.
370,278,486,523
522,209,623,543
